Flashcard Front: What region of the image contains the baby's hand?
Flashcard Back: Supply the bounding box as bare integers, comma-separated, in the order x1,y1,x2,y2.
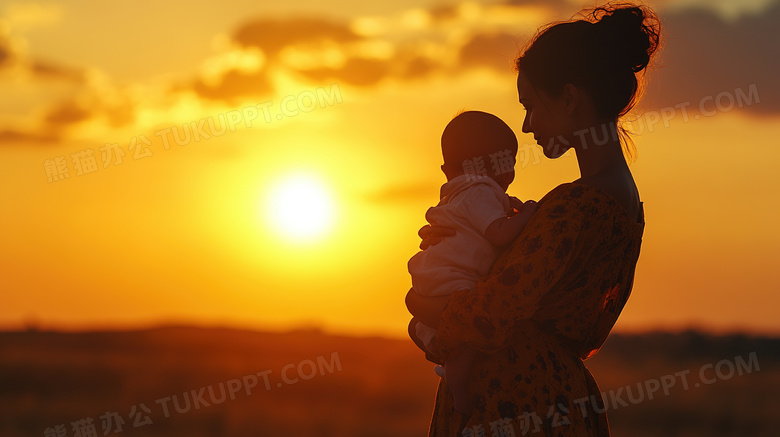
509,196,525,213
509,196,537,214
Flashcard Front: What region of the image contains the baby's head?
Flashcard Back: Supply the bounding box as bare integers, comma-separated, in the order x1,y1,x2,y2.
441,110,518,191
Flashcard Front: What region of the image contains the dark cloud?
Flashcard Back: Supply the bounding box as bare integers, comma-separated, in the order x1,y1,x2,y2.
398,55,440,80
432,0,574,23
234,18,361,57
1,99,89,145
30,60,84,82
0,34,92,144
44,94,136,129
429,3,461,22
219,15,451,93
295,57,389,87
363,182,437,204
449,1,779,114
0,39,85,145
0,44,11,67
0,128,59,144
9,0,773,147
503,0,564,6
44,100,92,125
180,17,363,101
642,2,780,114
0,32,84,82
503,0,577,16
294,49,442,87
458,32,523,73
188,68,273,102
0,90,140,145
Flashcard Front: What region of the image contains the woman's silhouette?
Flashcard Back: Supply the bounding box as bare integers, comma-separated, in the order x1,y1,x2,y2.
406,3,660,435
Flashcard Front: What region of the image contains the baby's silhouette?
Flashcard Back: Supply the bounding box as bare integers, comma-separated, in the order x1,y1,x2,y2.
408,110,537,414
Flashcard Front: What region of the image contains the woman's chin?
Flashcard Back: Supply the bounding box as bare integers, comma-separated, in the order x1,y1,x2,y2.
542,146,569,159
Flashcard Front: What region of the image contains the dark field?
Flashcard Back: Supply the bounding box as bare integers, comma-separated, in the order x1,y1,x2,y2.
1,327,776,436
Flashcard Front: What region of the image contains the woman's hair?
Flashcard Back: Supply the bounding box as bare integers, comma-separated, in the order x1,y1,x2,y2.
515,3,661,154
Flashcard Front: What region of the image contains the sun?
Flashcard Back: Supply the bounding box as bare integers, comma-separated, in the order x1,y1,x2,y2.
265,173,336,242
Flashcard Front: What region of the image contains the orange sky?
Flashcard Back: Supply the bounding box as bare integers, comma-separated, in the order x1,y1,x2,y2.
1,0,779,337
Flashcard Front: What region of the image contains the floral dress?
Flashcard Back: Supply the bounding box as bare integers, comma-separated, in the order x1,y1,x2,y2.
424,182,645,436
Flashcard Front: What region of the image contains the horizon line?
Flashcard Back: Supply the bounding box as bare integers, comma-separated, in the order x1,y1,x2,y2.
1,320,779,339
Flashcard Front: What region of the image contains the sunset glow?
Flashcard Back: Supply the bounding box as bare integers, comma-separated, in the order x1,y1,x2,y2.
0,0,778,338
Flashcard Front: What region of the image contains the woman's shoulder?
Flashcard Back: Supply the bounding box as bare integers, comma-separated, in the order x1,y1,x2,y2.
531,184,598,228
573,167,642,223
536,182,644,230
538,182,599,207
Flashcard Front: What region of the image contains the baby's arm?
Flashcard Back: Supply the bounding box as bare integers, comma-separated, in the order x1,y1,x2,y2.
483,201,538,247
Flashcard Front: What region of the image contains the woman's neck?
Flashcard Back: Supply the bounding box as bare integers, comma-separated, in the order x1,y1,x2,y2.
573,121,626,179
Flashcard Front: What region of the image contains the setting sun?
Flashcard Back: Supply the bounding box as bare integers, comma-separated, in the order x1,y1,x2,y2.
2,0,779,344
0,1,777,434
265,173,336,242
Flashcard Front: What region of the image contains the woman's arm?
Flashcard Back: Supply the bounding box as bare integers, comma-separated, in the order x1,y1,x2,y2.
405,288,450,328
426,185,602,361
484,202,539,247
418,224,456,250
407,223,456,326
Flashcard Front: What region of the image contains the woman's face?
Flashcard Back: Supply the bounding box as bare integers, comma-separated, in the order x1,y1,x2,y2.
516,69,573,159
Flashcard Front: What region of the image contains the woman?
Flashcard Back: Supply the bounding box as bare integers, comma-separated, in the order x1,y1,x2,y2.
406,3,660,436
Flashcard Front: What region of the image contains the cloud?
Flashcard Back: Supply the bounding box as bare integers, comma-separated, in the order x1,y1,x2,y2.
182,6,546,100
397,54,440,80
363,181,437,204
0,87,139,146
193,15,448,95
293,49,442,87
0,29,84,82
294,57,389,87
43,99,92,125
503,0,570,12
7,0,778,147
458,32,522,73
233,18,361,57
429,0,780,115
0,30,90,144
642,2,780,114
187,68,273,102
0,128,59,144
182,17,361,102
428,3,461,22
0,43,11,67
29,60,84,82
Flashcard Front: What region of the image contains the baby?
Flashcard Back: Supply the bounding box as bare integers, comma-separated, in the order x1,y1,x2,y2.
408,110,537,414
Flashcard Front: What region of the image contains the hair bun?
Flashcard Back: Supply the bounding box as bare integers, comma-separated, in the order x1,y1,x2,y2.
516,2,661,121
593,4,660,73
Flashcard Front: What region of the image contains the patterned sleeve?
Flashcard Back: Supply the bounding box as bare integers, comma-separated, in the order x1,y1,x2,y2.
426,184,599,360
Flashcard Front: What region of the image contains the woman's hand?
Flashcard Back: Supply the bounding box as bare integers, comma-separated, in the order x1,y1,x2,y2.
408,317,444,365
418,224,456,250
405,288,450,328
522,200,539,216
